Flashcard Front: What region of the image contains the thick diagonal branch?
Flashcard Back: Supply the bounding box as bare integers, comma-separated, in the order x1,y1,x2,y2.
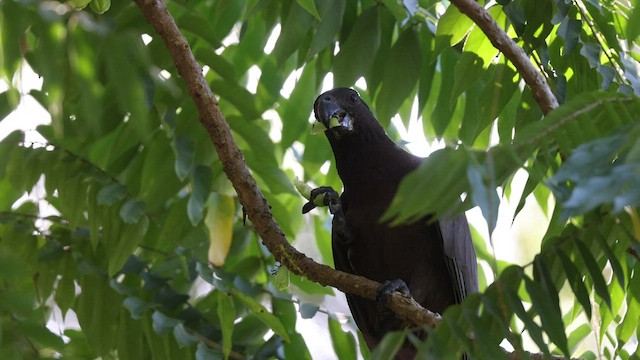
450,0,559,114
132,0,440,328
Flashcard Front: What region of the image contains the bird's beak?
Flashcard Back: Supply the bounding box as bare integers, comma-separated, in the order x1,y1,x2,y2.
312,102,354,135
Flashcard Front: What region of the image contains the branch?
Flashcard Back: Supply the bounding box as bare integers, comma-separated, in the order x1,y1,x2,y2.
132,0,438,329
449,0,559,114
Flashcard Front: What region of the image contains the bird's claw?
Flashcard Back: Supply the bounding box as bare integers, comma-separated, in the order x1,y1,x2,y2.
376,279,411,314
302,186,341,214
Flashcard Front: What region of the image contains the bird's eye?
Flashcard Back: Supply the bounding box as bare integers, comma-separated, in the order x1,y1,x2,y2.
350,94,359,103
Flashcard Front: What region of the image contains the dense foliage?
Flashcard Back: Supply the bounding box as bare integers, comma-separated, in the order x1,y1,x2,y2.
0,0,639,358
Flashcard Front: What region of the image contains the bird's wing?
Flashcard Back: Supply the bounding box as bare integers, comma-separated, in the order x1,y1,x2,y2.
330,194,384,347
438,214,478,304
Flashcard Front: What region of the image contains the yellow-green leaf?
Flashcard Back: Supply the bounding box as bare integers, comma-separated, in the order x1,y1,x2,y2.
206,193,235,267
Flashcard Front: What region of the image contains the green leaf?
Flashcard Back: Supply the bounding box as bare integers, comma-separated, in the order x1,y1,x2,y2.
557,18,582,54
307,0,346,60
580,42,601,68
283,333,312,360
516,92,640,153
76,274,120,356
273,3,314,64
0,88,19,120
375,28,422,125
567,323,592,354
217,291,236,359
177,14,222,48
595,233,625,289
117,309,144,359
574,239,612,308
384,147,470,224
119,199,146,224
230,288,290,342
173,136,195,181
328,316,357,360
628,5,640,41
18,321,64,350
123,296,153,319
98,183,127,206
556,250,592,319
464,7,503,65
380,0,408,22
188,165,213,225
333,6,380,87
451,51,485,105
107,216,148,276
210,0,247,40
173,323,198,347
371,331,405,360
467,158,500,234
617,268,640,343
299,303,319,319
152,311,181,334
280,59,318,149
290,272,334,295
435,5,474,55
430,47,460,136
357,330,371,359
478,63,519,136
209,79,261,120
55,272,77,315
296,0,321,20
196,343,224,360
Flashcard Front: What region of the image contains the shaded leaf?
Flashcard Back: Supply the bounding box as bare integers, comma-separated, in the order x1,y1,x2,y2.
375,28,422,125
574,239,612,308
333,6,380,87
230,288,290,342
217,291,236,359
556,250,592,319
371,331,405,360
328,316,357,360
296,0,320,20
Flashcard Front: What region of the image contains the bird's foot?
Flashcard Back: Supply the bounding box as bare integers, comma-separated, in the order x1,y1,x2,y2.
376,279,411,314
302,186,341,214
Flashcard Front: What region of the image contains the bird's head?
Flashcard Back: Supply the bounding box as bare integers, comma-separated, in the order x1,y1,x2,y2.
312,88,371,138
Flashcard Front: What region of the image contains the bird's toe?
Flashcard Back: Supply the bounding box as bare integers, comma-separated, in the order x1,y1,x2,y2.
376,279,411,314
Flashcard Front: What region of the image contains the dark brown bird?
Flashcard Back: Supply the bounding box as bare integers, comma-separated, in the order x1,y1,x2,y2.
306,88,478,358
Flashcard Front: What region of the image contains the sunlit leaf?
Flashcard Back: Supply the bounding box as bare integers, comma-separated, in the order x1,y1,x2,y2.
206,193,235,267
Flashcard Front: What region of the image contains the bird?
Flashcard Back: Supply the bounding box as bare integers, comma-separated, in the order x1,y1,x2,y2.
304,88,478,358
